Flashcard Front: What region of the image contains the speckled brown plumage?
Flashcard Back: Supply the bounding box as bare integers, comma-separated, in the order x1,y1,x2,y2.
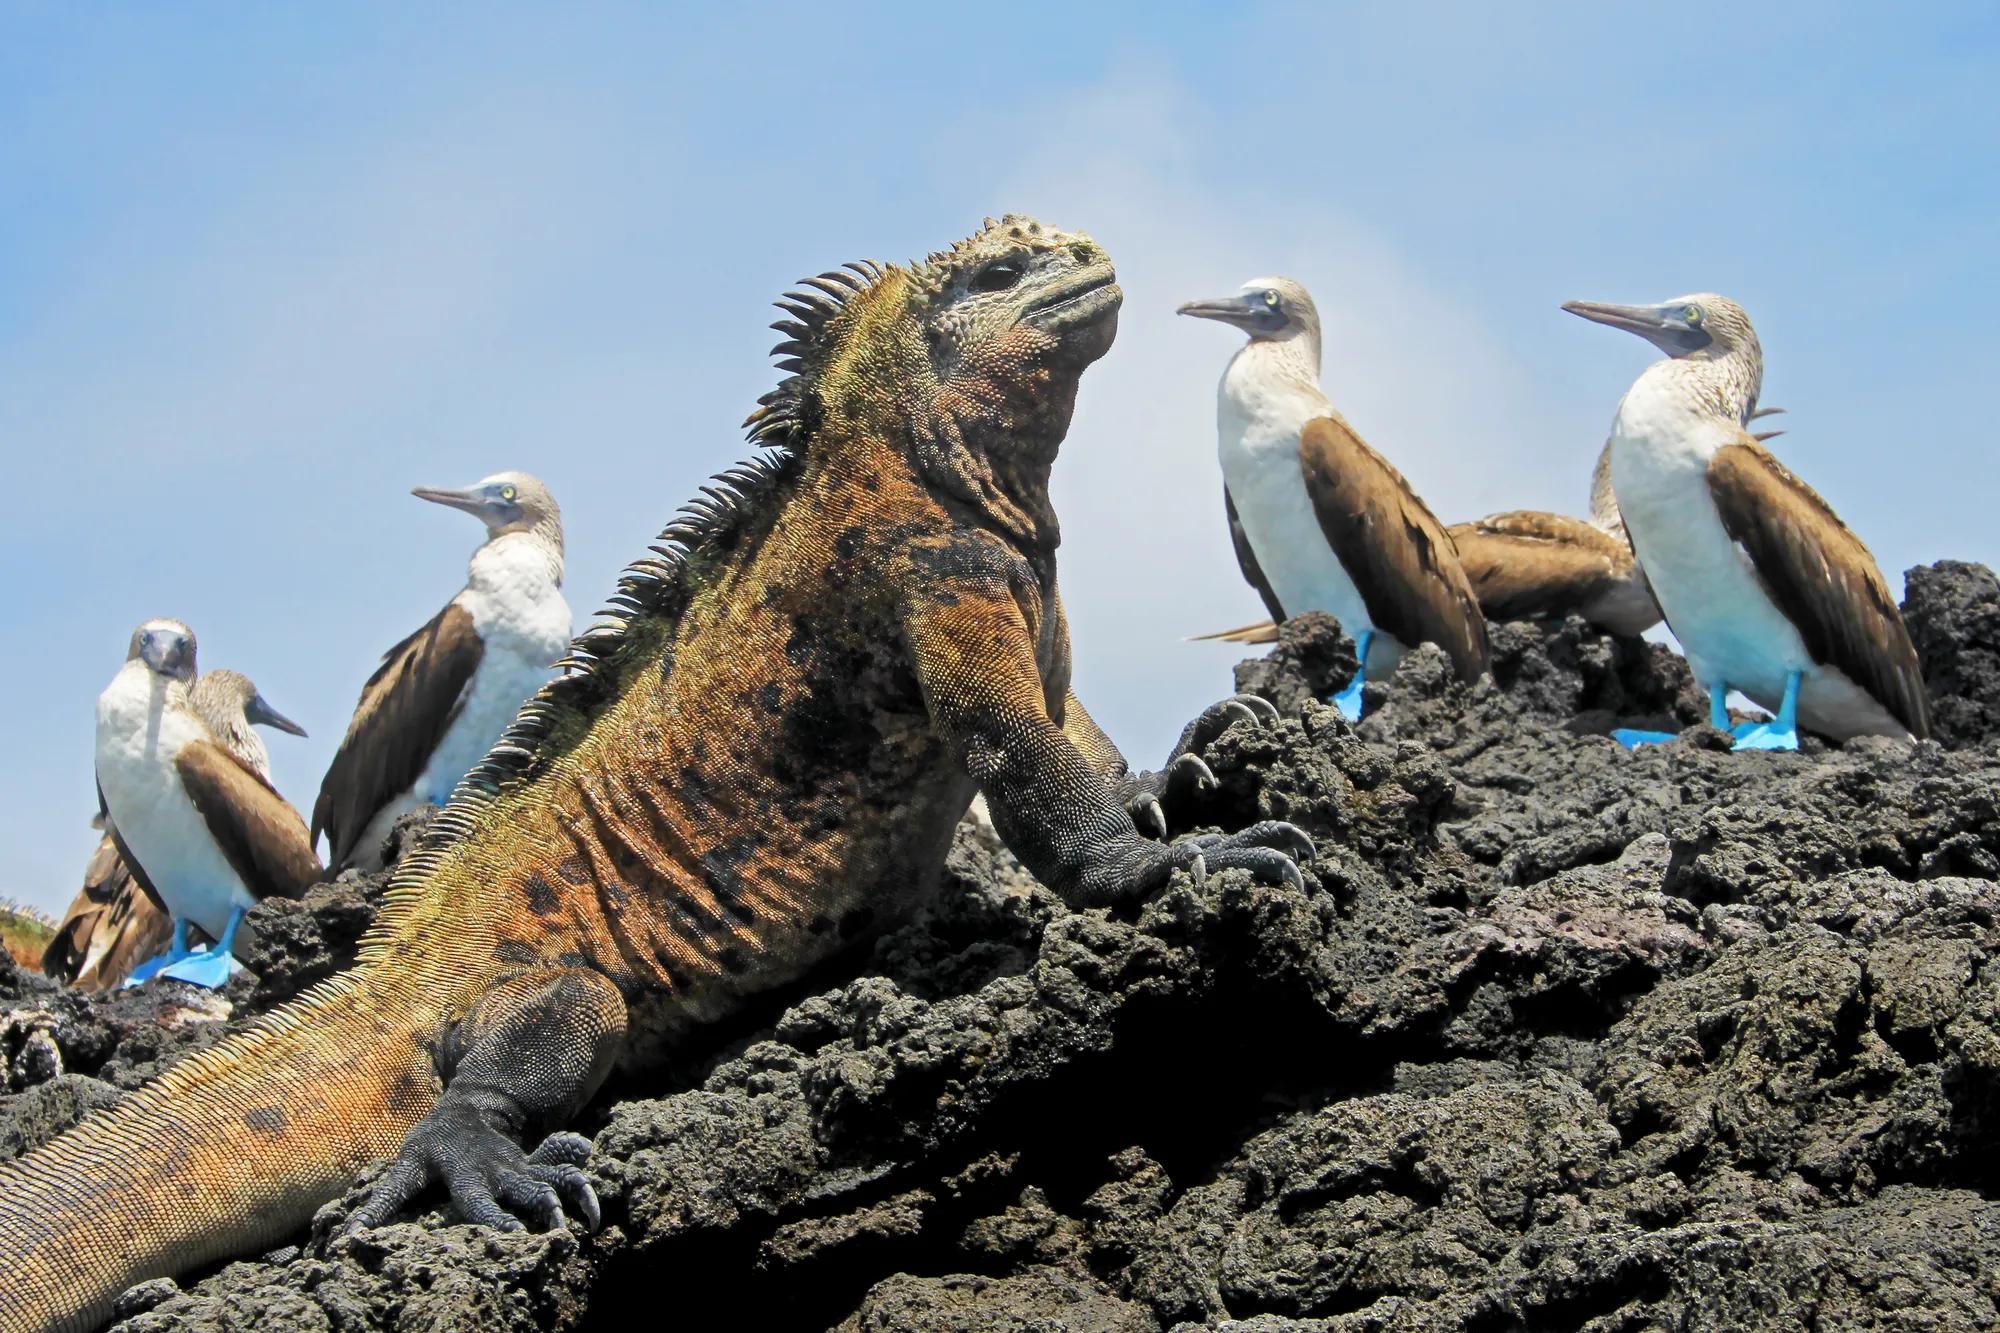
0,216,1306,1333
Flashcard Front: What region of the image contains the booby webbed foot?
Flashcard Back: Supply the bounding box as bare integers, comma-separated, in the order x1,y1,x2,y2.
1730,720,1799,751
158,904,247,989
123,917,195,987
158,946,243,989
1327,630,1372,722
1730,670,1802,753
1611,728,1678,749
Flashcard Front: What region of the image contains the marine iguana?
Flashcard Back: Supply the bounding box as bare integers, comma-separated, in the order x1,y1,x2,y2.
0,215,1308,1332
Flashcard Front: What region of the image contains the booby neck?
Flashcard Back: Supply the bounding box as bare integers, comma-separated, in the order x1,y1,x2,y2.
467,519,565,593
1218,329,1331,442
1613,344,1764,459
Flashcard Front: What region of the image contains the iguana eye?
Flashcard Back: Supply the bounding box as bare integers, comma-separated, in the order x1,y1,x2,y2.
970,261,1023,294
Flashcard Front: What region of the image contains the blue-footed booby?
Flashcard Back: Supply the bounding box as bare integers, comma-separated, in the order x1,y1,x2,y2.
94,622,321,987
1179,277,1488,717
49,669,307,990
313,471,571,869
1566,294,1929,749
1196,407,1787,647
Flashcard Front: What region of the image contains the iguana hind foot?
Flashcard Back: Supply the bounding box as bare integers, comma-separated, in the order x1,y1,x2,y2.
350,967,623,1235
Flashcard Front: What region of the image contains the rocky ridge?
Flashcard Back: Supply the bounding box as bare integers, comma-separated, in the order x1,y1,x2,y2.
2,560,1997,1332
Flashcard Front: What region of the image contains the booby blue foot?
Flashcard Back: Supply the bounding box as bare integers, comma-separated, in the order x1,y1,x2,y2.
159,946,242,988
1730,720,1799,751
1611,728,1677,748
158,905,247,989
1730,670,1802,753
123,918,194,987
1329,631,1371,722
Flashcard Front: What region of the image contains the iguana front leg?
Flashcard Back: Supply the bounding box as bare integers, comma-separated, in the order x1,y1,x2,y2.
349,965,626,1232
908,591,1309,906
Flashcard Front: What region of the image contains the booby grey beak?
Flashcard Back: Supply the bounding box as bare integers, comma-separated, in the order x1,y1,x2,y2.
1561,300,1712,356
245,693,308,738
411,484,491,519
1177,294,1267,330
139,628,195,682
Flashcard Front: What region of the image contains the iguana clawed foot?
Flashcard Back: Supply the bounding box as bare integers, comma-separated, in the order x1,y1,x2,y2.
1117,694,1280,837
1176,820,1314,892
347,1099,599,1236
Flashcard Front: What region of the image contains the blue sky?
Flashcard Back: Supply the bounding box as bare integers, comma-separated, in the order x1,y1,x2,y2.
3,4,1995,913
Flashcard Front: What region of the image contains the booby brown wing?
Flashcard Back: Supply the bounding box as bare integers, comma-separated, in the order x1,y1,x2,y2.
1297,414,1490,680
1225,486,1287,624
1448,511,1636,623
312,601,483,867
1706,439,1931,738
177,741,322,900
42,834,174,989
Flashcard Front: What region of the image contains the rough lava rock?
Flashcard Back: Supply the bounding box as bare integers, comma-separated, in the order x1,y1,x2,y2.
3,561,1997,1332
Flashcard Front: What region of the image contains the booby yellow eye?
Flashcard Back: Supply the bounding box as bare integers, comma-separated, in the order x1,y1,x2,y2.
1263,290,1280,307
1683,304,1703,324
501,485,518,502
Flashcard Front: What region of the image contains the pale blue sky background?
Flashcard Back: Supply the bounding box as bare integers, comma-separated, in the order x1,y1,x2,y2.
3,4,1995,913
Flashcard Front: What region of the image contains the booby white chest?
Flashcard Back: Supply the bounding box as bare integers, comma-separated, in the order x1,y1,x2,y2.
417,535,570,806
1216,352,1403,675
94,665,252,939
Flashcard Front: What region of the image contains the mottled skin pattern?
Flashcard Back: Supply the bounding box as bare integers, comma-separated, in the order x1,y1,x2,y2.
0,216,1305,1333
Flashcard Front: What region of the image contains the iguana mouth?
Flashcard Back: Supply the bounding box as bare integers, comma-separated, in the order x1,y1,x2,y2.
1025,269,1121,327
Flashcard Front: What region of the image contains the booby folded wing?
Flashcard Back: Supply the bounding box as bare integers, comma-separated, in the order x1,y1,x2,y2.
1297,414,1490,680
312,602,484,867
1225,487,1287,625
1448,511,1634,623
1706,439,1931,739
177,741,322,899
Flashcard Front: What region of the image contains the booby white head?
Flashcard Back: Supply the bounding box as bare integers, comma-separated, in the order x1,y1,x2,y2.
1178,277,1487,715
191,669,307,783
412,470,565,584
1567,293,1929,747
96,621,321,986
316,470,574,869
126,618,198,687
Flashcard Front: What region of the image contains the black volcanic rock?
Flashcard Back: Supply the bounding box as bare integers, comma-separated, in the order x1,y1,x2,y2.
2,560,1996,1332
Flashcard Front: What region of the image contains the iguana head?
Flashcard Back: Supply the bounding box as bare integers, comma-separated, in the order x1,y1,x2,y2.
749,214,1120,546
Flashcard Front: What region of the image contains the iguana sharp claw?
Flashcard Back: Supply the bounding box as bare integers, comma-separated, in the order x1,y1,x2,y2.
1167,752,1217,792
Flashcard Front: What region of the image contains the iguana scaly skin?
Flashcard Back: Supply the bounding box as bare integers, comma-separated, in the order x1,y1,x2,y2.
0,216,1308,1332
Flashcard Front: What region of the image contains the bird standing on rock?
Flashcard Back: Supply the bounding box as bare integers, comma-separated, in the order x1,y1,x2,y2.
1179,278,1488,719
93,621,321,987
49,668,308,989
313,472,571,870
1567,293,1928,749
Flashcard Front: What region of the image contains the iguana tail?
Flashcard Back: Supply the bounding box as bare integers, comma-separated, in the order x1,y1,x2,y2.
0,966,446,1333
